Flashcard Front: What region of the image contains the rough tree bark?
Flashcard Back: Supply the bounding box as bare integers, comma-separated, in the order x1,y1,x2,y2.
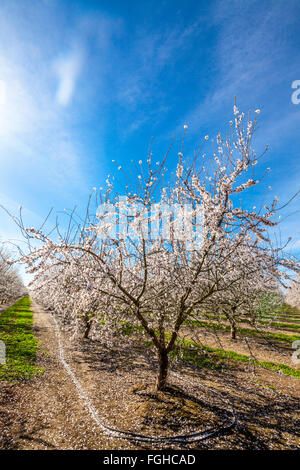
83,318,93,339
230,322,237,340
156,348,169,391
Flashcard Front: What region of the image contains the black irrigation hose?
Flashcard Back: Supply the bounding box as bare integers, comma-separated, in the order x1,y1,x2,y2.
51,312,237,445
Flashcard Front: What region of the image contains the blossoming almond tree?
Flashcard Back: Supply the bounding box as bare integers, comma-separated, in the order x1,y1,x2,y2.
0,248,26,304
192,243,284,339
286,274,300,309
16,105,299,391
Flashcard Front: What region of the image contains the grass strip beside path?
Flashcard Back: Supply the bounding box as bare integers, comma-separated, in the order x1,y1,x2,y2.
0,296,43,381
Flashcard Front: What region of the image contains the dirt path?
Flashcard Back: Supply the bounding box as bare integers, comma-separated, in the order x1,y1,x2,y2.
1,301,132,450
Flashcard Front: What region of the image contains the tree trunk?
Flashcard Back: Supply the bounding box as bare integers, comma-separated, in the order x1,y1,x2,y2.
156,348,169,391
230,323,236,340
84,319,92,339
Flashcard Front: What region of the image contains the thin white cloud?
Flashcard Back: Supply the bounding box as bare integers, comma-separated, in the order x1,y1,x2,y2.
0,21,89,196
54,50,83,106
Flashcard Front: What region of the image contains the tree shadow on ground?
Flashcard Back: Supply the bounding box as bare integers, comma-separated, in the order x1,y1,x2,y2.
77,338,154,374
180,365,300,450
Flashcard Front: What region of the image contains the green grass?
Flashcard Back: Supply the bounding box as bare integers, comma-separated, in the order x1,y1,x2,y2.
117,320,144,336
191,304,300,329
238,326,299,344
279,304,300,315
261,321,300,330
187,319,300,344
118,321,225,371
175,337,300,379
118,320,300,378
275,317,300,323
0,296,43,381
169,343,225,371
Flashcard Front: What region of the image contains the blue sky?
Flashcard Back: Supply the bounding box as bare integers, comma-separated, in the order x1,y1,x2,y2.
0,0,300,279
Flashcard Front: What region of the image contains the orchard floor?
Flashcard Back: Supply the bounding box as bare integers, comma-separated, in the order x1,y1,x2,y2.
0,301,17,314
0,302,299,450
181,325,295,368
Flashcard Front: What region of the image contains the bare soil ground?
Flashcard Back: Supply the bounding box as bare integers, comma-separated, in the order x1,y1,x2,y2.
0,302,299,450
0,302,16,314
